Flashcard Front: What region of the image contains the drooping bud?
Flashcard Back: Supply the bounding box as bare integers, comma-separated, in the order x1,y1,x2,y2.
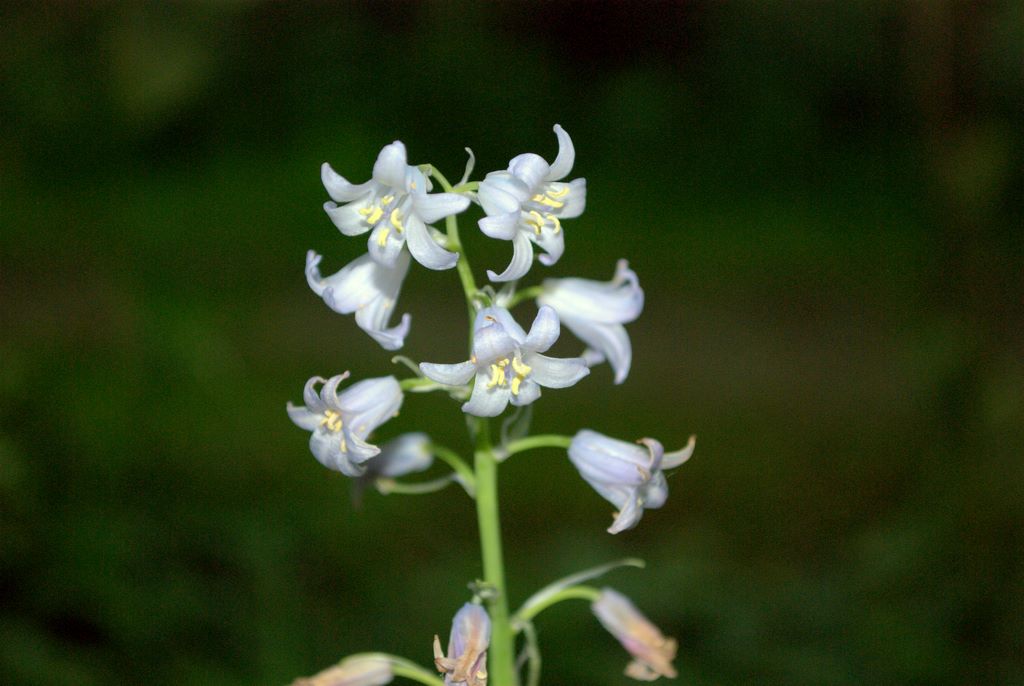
592,588,677,681
290,655,393,686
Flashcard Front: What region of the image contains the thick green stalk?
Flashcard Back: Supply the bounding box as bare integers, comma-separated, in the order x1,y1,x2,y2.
473,418,517,686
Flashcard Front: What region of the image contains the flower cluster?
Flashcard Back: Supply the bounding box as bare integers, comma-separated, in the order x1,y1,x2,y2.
285,126,695,685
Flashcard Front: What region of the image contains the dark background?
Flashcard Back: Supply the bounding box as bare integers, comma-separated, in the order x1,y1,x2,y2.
1,2,1021,684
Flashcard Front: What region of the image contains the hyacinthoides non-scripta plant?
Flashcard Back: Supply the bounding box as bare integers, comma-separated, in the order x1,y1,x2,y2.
287,126,696,686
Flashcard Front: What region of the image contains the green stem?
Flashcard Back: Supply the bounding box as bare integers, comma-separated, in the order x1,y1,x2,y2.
375,474,456,496
429,443,477,496
473,418,517,686
519,620,541,686
341,653,445,686
502,434,573,458
513,585,601,626
505,285,544,309
428,166,478,321
452,181,479,193
399,377,443,393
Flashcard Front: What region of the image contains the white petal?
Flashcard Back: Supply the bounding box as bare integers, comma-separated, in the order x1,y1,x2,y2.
414,192,470,224
607,492,645,534
508,153,550,190
476,307,527,343
642,471,670,509
523,305,560,353
310,429,366,476
562,318,632,384
338,376,403,438
525,353,589,388
343,429,383,465
478,172,530,216
404,215,459,270
286,402,321,431
321,162,373,202
461,372,511,417
368,432,433,478
373,141,408,188
302,374,332,413
355,309,410,351
420,361,476,386
324,199,374,236
559,178,587,219
547,124,576,181
487,231,535,283
367,222,407,268
478,211,520,240
661,435,696,469
510,378,541,406
304,250,328,297
539,260,644,325
533,225,565,267
311,253,383,314
471,320,518,364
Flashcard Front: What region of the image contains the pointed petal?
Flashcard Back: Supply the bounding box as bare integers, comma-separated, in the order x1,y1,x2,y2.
607,491,645,534
286,402,321,431
420,361,476,386
405,215,458,270
487,231,535,283
321,162,373,202
356,309,410,351
302,375,331,414
533,226,565,267
367,222,406,268
471,320,519,364
478,172,530,216
476,307,527,343
310,429,366,476
525,353,589,388
310,252,383,315
415,192,470,224
559,178,587,219
373,141,408,188
538,260,644,324
562,318,632,384
324,199,374,236
523,305,560,353
547,124,576,181
461,372,511,417
478,211,520,240
508,152,550,190
661,435,696,469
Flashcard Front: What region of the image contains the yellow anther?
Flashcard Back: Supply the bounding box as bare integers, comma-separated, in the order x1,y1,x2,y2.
339,436,348,452
547,185,570,199
321,410,344,432
547,214,562,234
377,226,391,247
410,181,417,189
381,194,395,205
486,364,506,389
389,208,404,232
527,210,545,235
511,357,532,376
510,376,522,395
365,205,384,224
532,192,564,209
358,206,372,216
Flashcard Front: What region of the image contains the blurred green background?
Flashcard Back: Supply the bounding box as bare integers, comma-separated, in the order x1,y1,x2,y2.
1,2,1022,684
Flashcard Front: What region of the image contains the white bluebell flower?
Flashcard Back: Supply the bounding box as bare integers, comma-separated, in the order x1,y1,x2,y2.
433,603,489,686
419,306,590,418
592,588,678,681
287,374,403,477
291,655,394,686
538,260,644,384
477,125,587,281
322,141,470,271
569,430,695,534
305,249,411,351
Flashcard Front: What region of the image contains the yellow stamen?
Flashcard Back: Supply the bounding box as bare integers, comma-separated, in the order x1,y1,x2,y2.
511,357,532,376
527,210,545,235
321,410,343,432
389,208,404,232
510,376,522,395
381,194,395,205
547,185,570,199
547,214,562,234
486,364,506,389
531,192,564,209
365,205,384,224
377,226,391,246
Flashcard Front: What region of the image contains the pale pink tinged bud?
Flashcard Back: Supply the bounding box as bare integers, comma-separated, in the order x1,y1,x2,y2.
592,588,678,681
434,603,490,686
290,655,393,686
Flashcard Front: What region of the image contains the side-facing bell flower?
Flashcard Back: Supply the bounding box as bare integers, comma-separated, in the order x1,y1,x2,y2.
592,588,678,681
322,141,470,270
476,124,587,281
419,306,590,417
538,259,644,384
291,655,394,686
434,603,489,686
305,249,411,351
287,374,403,477
568,430,695,534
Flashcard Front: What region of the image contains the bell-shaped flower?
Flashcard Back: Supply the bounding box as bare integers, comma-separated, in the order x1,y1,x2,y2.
538,260,644,384
433,603,490,686
291,655,394,686
361,432,433,480
287,373,403,477
476,124,586,281
419,306,589,418
305,249,411,351
592,588,678,681
568,430,695,534
322,141,470,271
